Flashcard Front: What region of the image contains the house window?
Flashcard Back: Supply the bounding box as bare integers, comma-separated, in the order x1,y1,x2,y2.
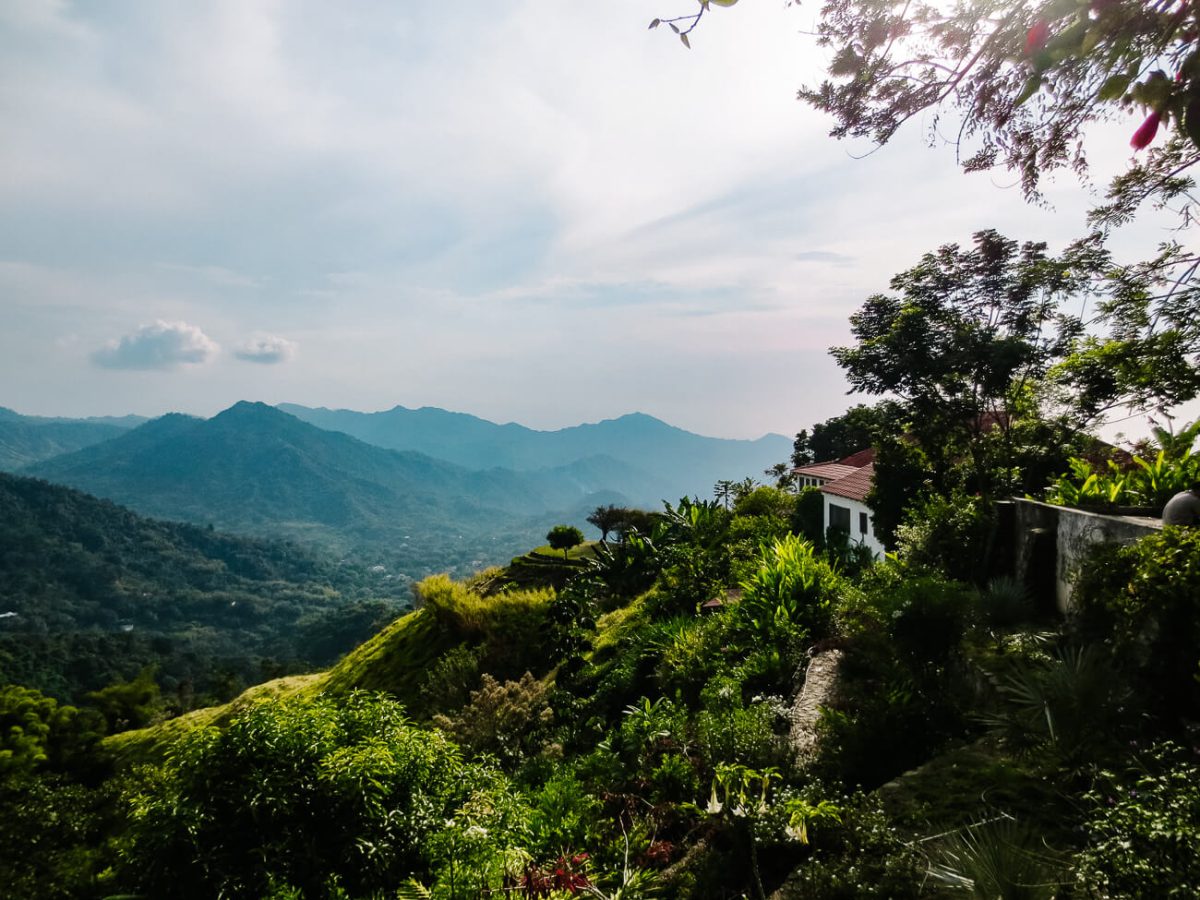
859,512,869,535
829,504,851,532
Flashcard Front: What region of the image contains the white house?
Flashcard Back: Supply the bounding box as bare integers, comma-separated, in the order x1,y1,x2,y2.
794,450,885,558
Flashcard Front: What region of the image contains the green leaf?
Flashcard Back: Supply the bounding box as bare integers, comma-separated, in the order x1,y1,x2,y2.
680,31,691,49
1185,99,1200,150
1098,73,1132,102
1014,74,1043,107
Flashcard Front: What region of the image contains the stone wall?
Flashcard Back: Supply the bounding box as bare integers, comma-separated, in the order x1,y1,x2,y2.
1000,498,1162,613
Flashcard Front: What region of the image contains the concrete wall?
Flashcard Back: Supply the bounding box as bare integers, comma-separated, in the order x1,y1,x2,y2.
1006,498,1162,613
824,495,887,558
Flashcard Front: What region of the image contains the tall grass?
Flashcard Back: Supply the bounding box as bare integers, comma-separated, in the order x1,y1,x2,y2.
416,574,553,638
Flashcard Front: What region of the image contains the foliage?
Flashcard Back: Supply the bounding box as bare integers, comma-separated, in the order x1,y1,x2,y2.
1072,526,1200,720
0,684,103,779
1073,742,1200,898
851,563,976,666
926,816,1064,898
832,230,1096,496
589,505,632,542
773,788,925,898
0,774,117,899
85,665,163,734
792,486,826,548
0,471,397,704
790,403,900,467
548,524,586,560
796,0,1200,414
1046,419,1200,508
432,672,554,765
800,0,1200,188
419,644,482,716
733,485,797,522
977,575,1034,630
866,434,933,549
118,691,483,899
983,645,1128,769
737,534,845,644
895,491,996,584
696,679,789,773
417,574,553,642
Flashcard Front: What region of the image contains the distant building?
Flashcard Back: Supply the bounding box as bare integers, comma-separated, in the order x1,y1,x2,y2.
793,450,884,558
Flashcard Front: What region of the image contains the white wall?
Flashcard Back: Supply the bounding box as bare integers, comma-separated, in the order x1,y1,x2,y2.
823,495,886,558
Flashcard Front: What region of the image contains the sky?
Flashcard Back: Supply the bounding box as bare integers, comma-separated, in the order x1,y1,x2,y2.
1,0,1189,441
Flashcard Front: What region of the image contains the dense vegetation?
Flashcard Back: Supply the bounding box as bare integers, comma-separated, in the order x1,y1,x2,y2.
0,472,405,704
6,467,1199,897
0,407,140,471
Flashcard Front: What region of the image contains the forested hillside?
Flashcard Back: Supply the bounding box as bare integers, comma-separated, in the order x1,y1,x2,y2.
24,402,645,577
0,406,140,471
0,472,404,702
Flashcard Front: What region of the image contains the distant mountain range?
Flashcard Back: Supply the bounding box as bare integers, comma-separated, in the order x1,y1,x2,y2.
15,401,791,577
23,403,638,575
277,403,790,500
0,406,145,471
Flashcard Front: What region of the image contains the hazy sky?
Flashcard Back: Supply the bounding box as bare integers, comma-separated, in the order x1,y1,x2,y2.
1,0,1185,439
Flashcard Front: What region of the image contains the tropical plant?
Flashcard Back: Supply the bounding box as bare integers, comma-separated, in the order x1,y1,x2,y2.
983,645,1128,767
926,817,1064,899
737,533,842,642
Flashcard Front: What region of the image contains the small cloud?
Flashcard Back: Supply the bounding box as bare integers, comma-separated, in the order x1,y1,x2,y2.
92,320,219,370
795,250,855,266
234,335,297,364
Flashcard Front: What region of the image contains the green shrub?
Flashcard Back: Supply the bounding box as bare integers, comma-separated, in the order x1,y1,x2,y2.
118,692,476,899
1047,420,1200,509
432,672,553,765
1072,527,1200,720
852,563,974,665
894,491,994,584
525,770,602,857
419,644,482,716
791,486,827,547
696,677,788,772
771,788,925,898
982,644,1128,768
651,615,723,701
737,534,844,644
1072,742,1200,898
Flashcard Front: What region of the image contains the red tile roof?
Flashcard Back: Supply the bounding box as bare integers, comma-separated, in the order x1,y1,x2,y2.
793,462,859,481
820,462,874,502
837,448,876,468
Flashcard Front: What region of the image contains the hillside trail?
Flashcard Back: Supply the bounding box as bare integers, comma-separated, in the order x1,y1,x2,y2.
787,648,844,763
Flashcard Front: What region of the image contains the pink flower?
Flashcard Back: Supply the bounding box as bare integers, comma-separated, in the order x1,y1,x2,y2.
1130,111,1161,150
1025,20,1051,56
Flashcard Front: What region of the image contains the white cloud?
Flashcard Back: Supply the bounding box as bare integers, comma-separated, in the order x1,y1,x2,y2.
92,320,219,370
234,335,297,364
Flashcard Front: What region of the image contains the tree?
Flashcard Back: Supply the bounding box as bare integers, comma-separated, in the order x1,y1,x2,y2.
790,403,903,467
587,504,624,542
119,693,482,899
832,229,1096,496
656,0,1200,416
799,0,1200,416
799,0,1200,191
546,524,585,561
713,479,735,509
